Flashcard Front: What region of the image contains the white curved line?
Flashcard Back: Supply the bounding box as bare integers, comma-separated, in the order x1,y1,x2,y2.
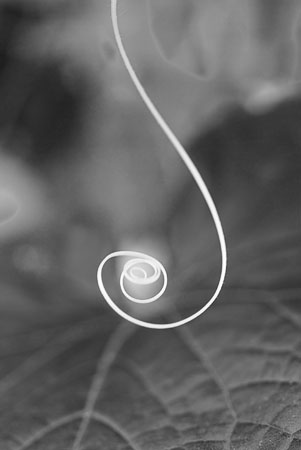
96,0,227,329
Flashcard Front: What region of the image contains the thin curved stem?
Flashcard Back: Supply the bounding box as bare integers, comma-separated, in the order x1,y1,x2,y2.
97,0,228,329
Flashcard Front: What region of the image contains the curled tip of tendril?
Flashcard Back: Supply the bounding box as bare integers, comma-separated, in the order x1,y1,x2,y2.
97,251,168,327
120,254,167,304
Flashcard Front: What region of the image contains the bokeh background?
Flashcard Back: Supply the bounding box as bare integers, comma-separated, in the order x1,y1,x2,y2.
1,1,301,448
0,0,300,306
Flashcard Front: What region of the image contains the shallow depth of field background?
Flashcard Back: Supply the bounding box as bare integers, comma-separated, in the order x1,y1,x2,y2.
1,2,301,448
0,0,300,304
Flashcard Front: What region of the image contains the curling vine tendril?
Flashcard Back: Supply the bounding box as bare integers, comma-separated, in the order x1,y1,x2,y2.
97,0,227,329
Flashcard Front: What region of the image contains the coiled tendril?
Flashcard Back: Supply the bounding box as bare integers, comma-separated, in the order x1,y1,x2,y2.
97,0,227,330
98,251,167,314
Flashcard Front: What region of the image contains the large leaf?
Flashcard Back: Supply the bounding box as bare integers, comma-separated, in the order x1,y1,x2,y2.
1,284,301,449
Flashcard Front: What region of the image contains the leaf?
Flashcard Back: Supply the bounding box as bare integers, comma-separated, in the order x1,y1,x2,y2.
1,284,301,449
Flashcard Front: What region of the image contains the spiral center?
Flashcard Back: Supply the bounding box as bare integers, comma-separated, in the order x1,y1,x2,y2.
130,267,147,280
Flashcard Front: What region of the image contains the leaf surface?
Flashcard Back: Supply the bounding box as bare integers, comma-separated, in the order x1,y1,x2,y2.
1,283,301,449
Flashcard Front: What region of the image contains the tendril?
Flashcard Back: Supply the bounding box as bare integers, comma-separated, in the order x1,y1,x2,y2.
97,0,228,329
98,251,168,321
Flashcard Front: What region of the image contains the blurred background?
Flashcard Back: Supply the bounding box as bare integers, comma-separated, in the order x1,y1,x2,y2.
0,0,301,315
2,3,301,448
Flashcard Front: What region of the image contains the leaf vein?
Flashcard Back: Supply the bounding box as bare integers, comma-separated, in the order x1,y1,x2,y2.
72,321,133,450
